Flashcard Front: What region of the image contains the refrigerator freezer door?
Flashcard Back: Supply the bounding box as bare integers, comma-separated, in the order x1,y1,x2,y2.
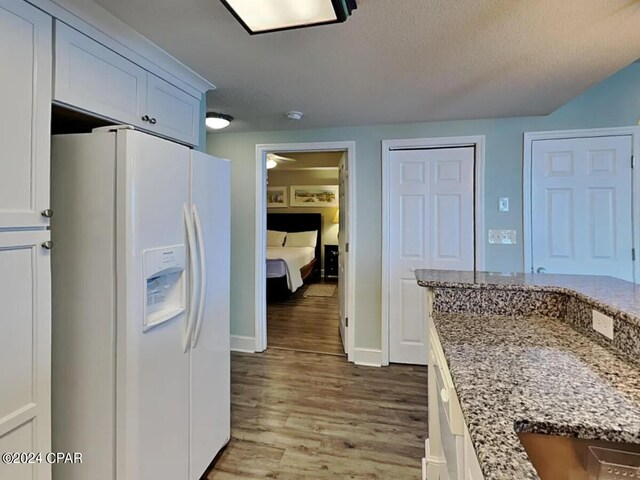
189,151,231,479
117,130,191,480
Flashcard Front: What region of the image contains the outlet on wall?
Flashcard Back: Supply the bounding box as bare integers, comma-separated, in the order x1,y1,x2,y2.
488,229,517,244
592,310,614,340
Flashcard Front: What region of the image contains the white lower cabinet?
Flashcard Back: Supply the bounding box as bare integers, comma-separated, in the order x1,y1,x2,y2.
464,425,484,480
0,231,52,480
427,288,484,480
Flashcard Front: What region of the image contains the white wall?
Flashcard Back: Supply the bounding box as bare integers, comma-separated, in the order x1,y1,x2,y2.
208,62,640,352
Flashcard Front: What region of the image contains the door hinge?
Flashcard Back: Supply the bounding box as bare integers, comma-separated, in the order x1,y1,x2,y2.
345,317,349,327
632,155,635,169
633,248,636,261
346,242,349,253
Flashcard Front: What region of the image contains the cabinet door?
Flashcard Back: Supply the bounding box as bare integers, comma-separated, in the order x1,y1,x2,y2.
54,21,147,128
0,231,52,480
147,73,201,146
0,0,51,229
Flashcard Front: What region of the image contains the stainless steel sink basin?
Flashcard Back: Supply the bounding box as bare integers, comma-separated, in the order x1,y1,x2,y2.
518,432,640,479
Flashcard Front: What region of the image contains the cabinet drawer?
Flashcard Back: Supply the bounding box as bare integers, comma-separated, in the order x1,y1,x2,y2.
54,21,147,128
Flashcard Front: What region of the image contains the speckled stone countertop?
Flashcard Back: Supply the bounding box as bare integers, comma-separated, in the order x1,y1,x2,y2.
416,269,640,327
433,312,640,480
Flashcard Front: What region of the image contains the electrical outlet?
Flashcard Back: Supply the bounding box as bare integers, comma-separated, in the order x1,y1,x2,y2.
488,229,517,244
592,310,614,340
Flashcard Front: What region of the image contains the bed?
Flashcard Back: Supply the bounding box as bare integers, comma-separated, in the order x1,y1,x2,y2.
266,213,322,294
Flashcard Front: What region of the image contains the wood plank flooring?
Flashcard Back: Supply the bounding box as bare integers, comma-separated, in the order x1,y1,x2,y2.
207,349,428,479
267,281,345,356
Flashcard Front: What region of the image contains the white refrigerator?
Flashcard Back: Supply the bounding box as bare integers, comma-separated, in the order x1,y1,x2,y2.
50,126,230,480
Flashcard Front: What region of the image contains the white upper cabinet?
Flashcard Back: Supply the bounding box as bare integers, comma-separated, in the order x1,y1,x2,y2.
54,21,147,128
54,21,201,146
147,74,201,146
0,0,52,229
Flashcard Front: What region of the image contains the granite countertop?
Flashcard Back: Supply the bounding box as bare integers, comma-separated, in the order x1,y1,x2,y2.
433,311,640,480
415,269,640,327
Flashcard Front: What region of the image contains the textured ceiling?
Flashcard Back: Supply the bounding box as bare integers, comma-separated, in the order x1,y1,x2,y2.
90,0,640,132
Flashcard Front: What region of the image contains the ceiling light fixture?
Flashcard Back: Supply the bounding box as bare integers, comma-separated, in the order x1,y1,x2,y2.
206,112,234,130
286,111,303,121
266,159,278,169
220,0,357,35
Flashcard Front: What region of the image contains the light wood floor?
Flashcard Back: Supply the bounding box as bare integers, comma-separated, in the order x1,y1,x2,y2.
207,349,428,479
266,281,345,356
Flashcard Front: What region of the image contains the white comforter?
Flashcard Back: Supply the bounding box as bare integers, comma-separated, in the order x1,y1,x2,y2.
266,246,315,292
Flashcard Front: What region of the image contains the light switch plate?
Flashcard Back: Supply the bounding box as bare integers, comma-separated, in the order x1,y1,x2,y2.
488,229,517,244
498,197,509,212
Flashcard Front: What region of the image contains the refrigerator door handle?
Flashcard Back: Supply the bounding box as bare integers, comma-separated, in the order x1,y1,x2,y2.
192,203,207,348
183,204,199,352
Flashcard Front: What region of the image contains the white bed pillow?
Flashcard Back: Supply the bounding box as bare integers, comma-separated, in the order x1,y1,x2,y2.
285,230,318,248
267,230,287,247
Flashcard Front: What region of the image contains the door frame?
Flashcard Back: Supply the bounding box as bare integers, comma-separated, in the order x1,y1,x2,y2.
381,135,486,366
254,141,357,360
523,126,640,281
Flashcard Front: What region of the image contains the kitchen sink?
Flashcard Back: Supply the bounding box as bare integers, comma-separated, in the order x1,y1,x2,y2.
518,432,640,479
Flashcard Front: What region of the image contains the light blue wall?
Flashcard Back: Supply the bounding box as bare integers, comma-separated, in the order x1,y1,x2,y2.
208,63,640,351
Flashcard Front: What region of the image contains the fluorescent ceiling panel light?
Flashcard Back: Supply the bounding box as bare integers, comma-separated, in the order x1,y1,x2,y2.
221,0,356,34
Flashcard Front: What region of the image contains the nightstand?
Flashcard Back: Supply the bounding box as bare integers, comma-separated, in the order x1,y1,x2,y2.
324,245,339,278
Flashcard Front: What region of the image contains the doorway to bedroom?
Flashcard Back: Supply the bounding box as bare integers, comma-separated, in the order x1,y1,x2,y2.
256,142,355,359
266,151,342,355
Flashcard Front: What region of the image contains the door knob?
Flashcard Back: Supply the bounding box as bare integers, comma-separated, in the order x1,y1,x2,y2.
41,241,53,250
536,267,546,274
141,115,150,122
149,117,157,125
41,209,53,218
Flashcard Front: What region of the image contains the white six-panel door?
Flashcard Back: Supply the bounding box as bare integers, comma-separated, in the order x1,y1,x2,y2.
388,147,475,364
0,231,51,480
531,136,633,281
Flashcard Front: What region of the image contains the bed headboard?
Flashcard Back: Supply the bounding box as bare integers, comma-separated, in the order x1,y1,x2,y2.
267,213,322,278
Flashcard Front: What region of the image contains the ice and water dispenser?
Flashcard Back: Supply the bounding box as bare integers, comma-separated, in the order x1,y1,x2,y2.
143,245,186,331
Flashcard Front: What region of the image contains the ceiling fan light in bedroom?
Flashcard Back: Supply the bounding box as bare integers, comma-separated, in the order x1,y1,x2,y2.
220,0,357,35
266,159,278,169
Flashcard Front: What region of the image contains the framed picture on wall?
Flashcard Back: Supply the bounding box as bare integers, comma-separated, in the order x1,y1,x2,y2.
267,186,288,208
290,185,339,207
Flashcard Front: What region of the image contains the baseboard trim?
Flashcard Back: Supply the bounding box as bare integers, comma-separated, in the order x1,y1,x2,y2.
353,347,383,367
230,335,257,353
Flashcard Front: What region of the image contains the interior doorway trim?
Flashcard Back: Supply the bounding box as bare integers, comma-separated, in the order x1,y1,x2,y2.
255,141,357,360
523,126,640,281
381,135,486,366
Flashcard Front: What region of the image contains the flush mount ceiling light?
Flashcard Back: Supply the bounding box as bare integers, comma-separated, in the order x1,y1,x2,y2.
206,112,233,130
220,0,357,35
